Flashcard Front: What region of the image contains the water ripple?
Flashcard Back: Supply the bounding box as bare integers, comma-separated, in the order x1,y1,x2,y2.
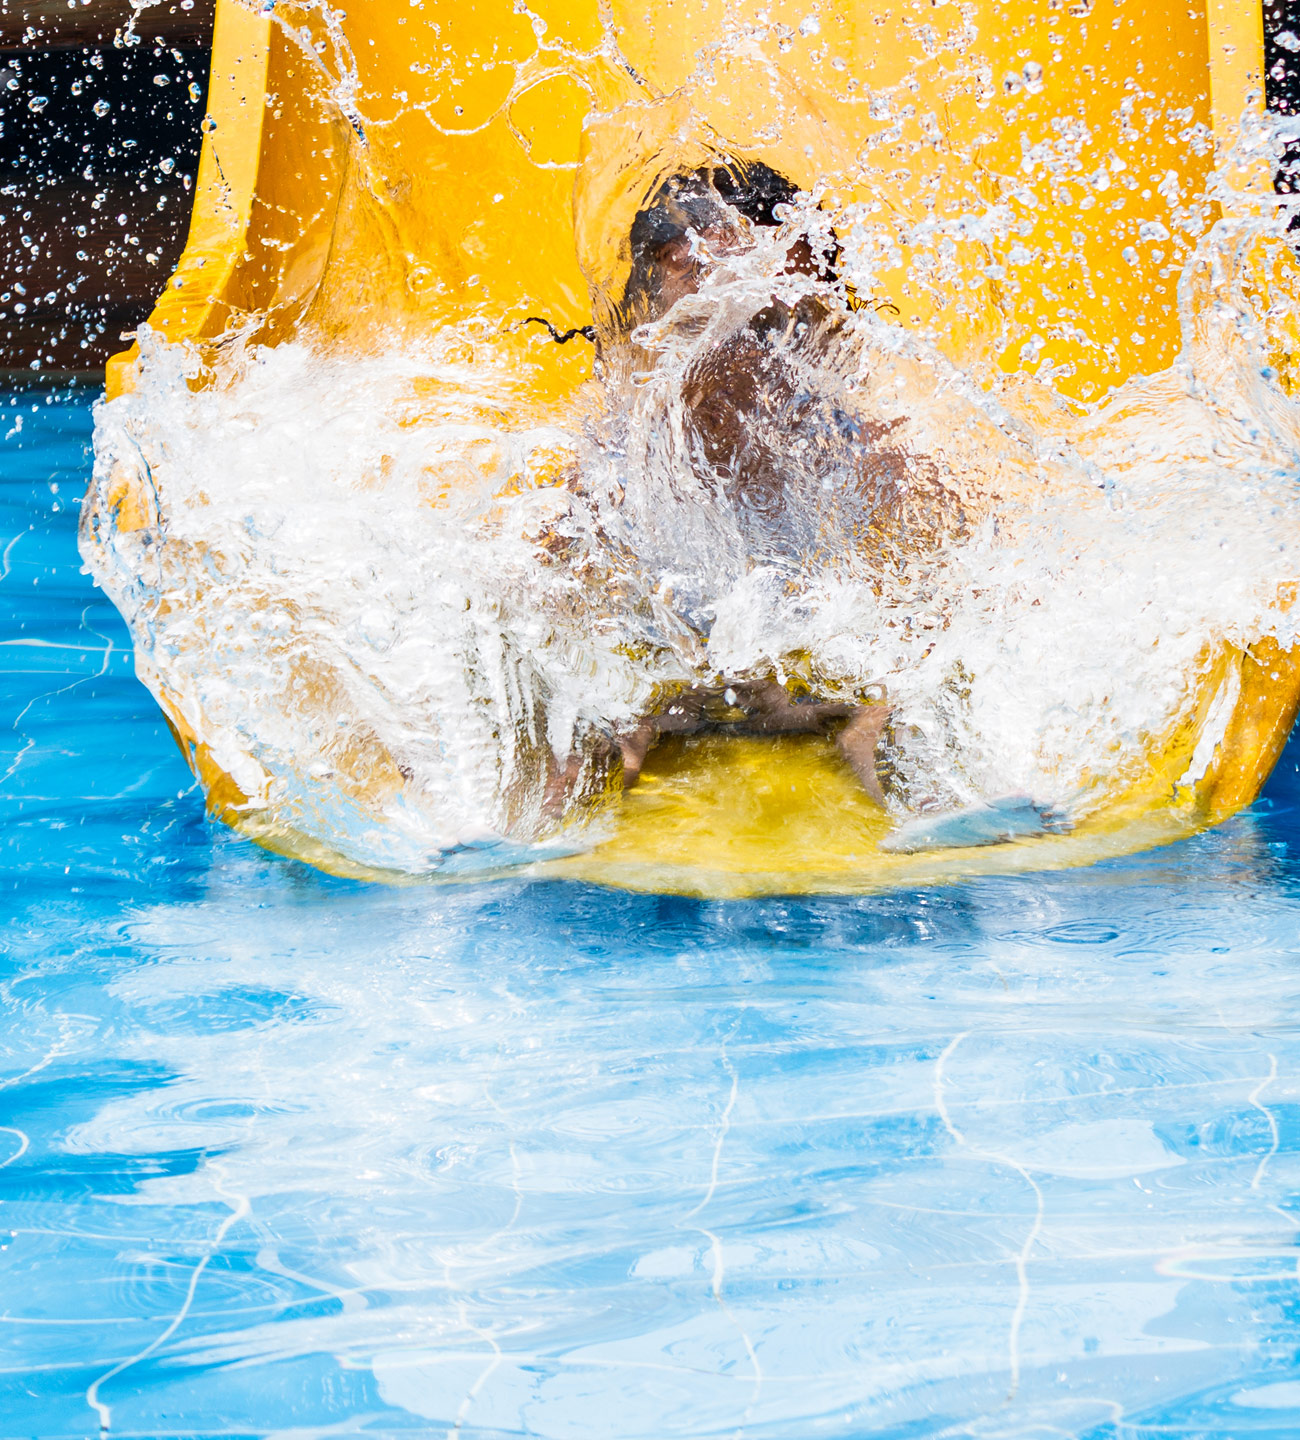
7,395,1300,1434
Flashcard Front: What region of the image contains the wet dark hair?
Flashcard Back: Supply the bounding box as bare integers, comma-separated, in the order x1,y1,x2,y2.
714,160,804,226
628,160,800,266
525,160,816,345
619,160,840,330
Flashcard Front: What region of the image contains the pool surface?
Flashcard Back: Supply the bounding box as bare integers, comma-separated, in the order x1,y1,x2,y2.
6,389,1300,1438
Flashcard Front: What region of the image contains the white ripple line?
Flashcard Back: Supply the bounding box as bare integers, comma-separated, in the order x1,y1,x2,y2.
699,1221,764,1439
1248,1053,1279,1192
1218,988,1299,1274
452,1138,523,1436
1243,1052,1300,1280
0,1020,87,1201
683,1045,739,1223
254,1245,369,1316
0,1126,29,1170
11,608,114,731
0,737,33,789
934,1032,1043,1406
0,531,23,583
0,1021,85,1100
452,1305,503,1438
85,1184,251,1435
449,1043,526,1437
679,1022,762,1439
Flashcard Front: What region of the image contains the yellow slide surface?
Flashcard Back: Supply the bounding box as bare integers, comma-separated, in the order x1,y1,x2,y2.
102,0,1300,895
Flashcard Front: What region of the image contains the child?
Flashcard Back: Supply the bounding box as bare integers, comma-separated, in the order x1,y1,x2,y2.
535,158,1066,849
595,160,895,802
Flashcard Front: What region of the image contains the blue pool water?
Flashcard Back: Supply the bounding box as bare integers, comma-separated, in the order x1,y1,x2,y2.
6,391,1300,1439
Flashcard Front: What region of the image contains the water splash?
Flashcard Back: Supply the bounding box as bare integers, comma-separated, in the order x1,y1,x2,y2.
78,6,1300,875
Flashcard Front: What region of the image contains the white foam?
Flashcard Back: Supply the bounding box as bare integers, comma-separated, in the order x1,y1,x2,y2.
81,122,1300,872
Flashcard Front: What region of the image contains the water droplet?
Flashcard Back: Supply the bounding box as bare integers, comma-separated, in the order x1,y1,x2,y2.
1020,333,1045,362
93,98,110,117
27,95,48,112
1278,28,1300,52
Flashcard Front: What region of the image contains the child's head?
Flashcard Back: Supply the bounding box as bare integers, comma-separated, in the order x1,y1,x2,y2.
619,160,820,329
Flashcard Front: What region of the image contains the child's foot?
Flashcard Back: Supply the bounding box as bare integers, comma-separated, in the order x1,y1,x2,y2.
835,705,892,805
881,794,1071,854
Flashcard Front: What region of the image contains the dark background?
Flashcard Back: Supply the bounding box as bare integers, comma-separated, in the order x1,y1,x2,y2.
0,0,214,380
0,0,1298,382
1267,0,1300,194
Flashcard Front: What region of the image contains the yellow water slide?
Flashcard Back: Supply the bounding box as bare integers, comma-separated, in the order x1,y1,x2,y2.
101,0,1300,894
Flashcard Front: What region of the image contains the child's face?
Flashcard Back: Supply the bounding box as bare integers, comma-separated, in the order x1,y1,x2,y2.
648,220,749,315
648,222,824,320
